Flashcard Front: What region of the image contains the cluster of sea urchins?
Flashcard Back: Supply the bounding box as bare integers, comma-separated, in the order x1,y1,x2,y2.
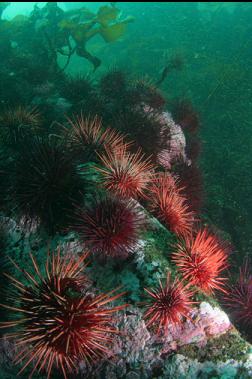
0,72,246,378
68,114,231,337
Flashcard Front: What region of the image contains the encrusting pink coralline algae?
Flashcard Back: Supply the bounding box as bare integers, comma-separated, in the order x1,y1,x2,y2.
143,105,189,169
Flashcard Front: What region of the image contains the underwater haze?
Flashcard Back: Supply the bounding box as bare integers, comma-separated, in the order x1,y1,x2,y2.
0,2,252,379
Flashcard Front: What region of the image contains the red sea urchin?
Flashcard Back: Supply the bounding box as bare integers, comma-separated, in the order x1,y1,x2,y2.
172,228,229,294
0,249,126,379
11,137,84,234
0,106,41,130
65,113,128,156
148,173,195,237
0,105,41,146
144,272,194,335
96,146,154,199
223,259,252,328
73,196,145,259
